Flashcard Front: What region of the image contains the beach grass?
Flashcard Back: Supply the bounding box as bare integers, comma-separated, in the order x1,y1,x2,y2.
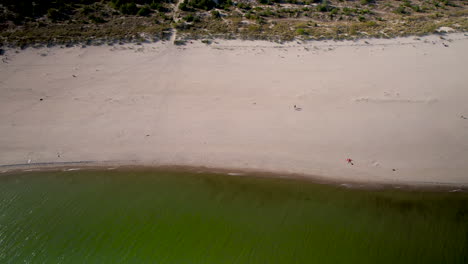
1,0,467,47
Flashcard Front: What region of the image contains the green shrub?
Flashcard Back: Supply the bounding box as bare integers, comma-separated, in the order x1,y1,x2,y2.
365,20,376,27
296,28,307,35
137,6,152,16
343,7,352,15
184,13,195,21
411,5,422,12
317,0,330,12
179,1,191,11
358,8,370,14
120,3,138,15
89,15,106,23
47,8,68,21
222,0,233,9
81,6,94,15
174,39,187,45
237,3,251,10
211,10,221,19
188,0,216,10
150,1,160,9
394,5,408,14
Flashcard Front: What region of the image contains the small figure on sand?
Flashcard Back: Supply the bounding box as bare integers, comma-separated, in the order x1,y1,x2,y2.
293,105,302,111
346,158,354,165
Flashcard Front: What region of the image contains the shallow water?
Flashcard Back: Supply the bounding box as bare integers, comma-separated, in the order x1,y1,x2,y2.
0,170,467,263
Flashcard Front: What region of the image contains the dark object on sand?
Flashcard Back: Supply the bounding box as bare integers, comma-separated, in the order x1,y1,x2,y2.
0,49,4,56
294,105,302,111
72,75,77,77
346,158,354,165
392,169,396,171
461,115,467,120
40,98,43,101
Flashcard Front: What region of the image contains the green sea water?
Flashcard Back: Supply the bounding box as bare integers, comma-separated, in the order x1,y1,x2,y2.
0,169,467,263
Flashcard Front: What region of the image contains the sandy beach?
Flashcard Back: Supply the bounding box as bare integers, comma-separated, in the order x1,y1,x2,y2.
1,34,467,186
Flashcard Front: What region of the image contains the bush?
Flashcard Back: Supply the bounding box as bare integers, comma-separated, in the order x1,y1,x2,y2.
343,7,352,15
151,2,169,12
188,0,216,10
137,6,152,16
411,5,421,12
120,3,138,15
296,28,307,35
174,40,186,45
365,20,377,27
184,13,195,21
81,6,94,15
211,10,221,19
179,1,191,11
237,3,251,10
317,0,330,12
221,0,233,9
150,2,160,9
89,14,106,23
394,5,408,14
47,8,68,21
360,0,372,5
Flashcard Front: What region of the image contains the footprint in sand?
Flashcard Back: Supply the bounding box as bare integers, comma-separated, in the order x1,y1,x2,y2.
354,96,437,104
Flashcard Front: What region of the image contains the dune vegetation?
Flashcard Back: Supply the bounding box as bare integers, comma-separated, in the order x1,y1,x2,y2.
0,0,466,47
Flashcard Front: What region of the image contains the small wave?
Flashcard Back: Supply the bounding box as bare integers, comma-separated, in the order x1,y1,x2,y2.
64,168,81,171
228,172,244,176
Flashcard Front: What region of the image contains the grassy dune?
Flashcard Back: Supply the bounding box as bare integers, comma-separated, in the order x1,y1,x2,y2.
1,0,467,47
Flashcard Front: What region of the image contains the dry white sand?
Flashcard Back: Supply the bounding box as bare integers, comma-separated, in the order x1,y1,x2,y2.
1,34,467,186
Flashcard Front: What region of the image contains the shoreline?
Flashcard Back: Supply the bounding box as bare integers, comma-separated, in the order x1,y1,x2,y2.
1,161,467,191
1,33,467,189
